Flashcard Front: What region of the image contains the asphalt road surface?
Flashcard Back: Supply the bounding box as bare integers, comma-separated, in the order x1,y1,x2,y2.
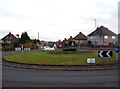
2,66,118,87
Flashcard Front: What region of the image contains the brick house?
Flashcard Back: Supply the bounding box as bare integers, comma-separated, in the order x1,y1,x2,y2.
56,40,62,48
87,26,118,46
68,36,76,47
2,32,17,44
62,38,69,48
74,32,87,47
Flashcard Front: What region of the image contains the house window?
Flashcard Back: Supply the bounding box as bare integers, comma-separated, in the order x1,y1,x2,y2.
100,36,102,38
112,36,115,39
104,36,108,39
91,36,93,39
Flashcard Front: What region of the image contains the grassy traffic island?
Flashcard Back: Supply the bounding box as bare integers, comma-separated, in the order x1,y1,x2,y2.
4,50,119,65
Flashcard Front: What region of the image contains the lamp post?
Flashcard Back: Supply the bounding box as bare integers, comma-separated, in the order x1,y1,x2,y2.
94,19,97,29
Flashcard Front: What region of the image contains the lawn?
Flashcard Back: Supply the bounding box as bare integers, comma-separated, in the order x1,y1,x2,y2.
4,51,118,65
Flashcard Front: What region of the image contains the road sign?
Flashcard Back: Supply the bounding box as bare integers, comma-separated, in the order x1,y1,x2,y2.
87,58,95,63
115,46,120,53
115,45,120,63
98,51,113,57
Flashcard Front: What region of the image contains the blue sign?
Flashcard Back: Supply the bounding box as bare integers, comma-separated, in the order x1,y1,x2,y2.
115,46,120,53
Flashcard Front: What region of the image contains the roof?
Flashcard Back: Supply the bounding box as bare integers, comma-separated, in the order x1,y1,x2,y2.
62,38,68,43
2,32,17,41
74,32,87,40
88,26,117,36
68,36,74,41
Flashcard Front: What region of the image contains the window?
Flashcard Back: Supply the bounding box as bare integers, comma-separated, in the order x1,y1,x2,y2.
91,36,93,39
104,36,108,39
112,36,115,39
100,36,102,38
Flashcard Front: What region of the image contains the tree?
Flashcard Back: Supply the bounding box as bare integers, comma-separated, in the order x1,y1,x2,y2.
20,32,30,43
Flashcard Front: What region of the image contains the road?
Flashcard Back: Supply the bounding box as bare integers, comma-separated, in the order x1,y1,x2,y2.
1,51,119,87
2,66,118,87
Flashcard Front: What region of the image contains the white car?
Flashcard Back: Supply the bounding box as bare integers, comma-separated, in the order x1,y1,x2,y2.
43,46,55,51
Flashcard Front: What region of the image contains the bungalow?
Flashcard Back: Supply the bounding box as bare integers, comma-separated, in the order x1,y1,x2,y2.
87,26,118,46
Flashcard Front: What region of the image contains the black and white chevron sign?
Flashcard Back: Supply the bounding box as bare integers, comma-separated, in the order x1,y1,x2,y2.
98,51,113,57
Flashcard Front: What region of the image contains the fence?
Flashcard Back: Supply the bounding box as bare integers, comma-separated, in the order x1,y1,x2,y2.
15,47,30,51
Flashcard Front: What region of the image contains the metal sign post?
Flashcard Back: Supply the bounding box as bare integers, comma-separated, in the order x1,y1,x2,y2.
116,53,118,63
22,45,23,52
115,46,120,63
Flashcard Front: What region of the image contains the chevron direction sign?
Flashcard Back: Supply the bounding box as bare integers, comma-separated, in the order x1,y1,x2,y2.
98,51,113,57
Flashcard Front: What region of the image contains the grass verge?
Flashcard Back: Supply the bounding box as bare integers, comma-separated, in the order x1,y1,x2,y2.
4,51,118,65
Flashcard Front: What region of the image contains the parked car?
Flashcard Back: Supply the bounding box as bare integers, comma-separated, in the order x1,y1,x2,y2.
43,46,55,51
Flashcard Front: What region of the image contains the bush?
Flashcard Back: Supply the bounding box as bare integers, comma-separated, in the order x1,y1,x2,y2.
63,48,77,51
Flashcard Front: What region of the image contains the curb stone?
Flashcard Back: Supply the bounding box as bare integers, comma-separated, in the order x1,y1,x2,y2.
3,59,118,71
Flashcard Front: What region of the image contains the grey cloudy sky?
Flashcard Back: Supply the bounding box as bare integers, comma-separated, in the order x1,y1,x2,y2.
0,0,119,41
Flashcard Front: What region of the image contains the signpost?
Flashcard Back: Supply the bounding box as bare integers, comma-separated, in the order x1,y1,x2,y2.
22,45,23,52
115,45,120,63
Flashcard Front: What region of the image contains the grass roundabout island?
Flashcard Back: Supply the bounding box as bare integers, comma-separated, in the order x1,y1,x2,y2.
4,50,118,65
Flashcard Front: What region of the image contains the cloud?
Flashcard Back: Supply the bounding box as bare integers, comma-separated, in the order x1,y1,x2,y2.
0,0,119,41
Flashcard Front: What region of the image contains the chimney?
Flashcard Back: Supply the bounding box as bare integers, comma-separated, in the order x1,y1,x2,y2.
70,36,72,38
9,32,11,34
65,38,67,40
79,32,82,34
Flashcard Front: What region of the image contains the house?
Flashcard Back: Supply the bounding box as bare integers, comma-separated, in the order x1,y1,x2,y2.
87,26,118,46
2,32,17,44
20,42,38,49
62,38,69,48
68,36,76,47
56,40,62,48
62,33,87,48
74,32,87,47
48,41,55,47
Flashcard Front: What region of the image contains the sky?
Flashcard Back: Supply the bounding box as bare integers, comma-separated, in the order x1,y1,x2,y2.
0,0,119,41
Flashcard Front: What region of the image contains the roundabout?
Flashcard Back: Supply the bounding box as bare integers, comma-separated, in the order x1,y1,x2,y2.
2,50,119,71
